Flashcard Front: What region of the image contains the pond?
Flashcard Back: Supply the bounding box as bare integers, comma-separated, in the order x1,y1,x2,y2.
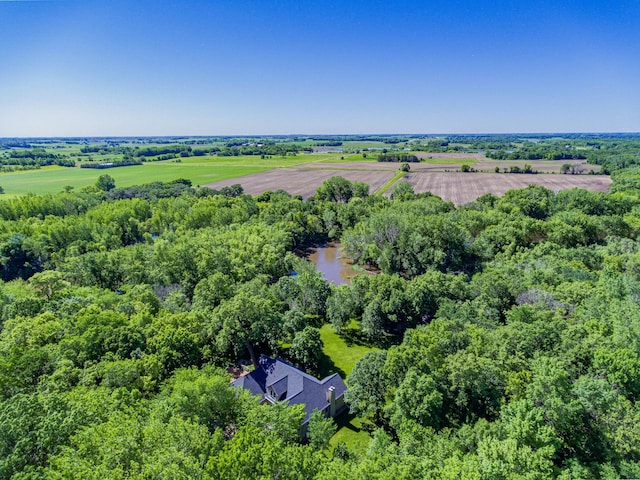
307,243,359,286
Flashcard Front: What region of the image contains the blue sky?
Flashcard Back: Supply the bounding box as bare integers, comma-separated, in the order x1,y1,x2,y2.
0,0,639,136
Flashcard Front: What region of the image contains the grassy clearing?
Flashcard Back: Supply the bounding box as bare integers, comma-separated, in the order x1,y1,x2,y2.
318,322,379,379
374,171,406,195
320,321,378,457
329,411,371,457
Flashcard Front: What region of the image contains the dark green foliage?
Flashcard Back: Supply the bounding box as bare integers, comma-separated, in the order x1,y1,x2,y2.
377,154,419,163
390,180,414,200
290,326,324,369
0,161,639,478
345,351,388,420
95,174,116,192
315,176,369,203
0,233,42,281
307,409,337,450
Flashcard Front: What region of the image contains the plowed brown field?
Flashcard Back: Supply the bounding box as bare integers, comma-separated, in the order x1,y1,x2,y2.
402,172,611,205
204,168,395,199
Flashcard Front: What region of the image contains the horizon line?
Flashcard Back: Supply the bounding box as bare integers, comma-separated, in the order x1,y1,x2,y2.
2,131,640,140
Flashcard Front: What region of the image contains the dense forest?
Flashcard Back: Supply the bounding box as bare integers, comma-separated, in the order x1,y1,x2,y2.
2,163,640,478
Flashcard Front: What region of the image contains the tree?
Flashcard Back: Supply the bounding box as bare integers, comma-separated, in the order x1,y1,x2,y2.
387,369,443,429
0,233,41,281
191,272,235,310
289,326,323,369
345,351,388,420
161,367,245,433
285,259,331,316
352,181,370,199
315,176,354,203
96,174,116,192
361,299,386,340
209,291,282,367
400,162,410,172
327,284,357,333
307,410,337,450
391,181,415,200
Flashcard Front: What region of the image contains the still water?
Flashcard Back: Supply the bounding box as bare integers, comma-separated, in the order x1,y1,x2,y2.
307,243,358,286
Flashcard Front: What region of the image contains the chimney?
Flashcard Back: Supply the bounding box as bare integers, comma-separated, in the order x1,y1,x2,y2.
327,386,336,418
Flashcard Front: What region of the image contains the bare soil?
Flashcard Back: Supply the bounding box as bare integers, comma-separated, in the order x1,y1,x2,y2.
299,161,457,172
204,168,395,199
415,152,599,173
401,172,612,205
415,152,486,161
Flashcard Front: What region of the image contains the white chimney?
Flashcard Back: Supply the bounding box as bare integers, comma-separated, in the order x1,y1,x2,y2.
327,386,336,417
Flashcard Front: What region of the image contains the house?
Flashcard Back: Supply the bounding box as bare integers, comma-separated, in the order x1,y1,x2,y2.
231,355,347,425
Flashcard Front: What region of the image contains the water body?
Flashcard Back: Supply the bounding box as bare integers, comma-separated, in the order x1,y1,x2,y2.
307,243,358,286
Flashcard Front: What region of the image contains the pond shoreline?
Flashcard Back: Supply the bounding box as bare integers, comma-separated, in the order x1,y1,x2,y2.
299,242,376,286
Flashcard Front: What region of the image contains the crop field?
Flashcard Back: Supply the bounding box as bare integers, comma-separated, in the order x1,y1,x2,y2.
204,168,395,198
0,162,269,195
300,161,475,171
0,145,608,202
402,172,612,205
416,152,599,173
0,154,339,195
475,159,600,174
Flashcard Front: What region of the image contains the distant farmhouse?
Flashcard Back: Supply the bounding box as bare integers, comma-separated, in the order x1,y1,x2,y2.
232,355,347,426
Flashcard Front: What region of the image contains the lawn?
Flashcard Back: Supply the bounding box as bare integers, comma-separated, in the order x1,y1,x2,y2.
319,321,379,457
318,322,379,379
329,411,371,458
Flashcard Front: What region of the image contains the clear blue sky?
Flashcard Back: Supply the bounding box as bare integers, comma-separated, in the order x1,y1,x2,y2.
1,0,639,136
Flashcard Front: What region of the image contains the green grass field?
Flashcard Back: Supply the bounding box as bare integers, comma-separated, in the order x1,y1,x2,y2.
319,322,379,379
319,322,378,457
0,154,339,195
329,411,371,458
0,150,460,196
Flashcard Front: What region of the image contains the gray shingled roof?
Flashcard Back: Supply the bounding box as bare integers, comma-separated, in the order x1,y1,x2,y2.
231,355,347,424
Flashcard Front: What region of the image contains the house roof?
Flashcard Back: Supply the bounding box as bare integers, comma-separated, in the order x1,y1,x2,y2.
232,355,347,423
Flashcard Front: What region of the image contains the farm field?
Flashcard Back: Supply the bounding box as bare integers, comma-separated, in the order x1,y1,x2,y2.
204,168,396,198
474,158,600,173
402,171,612,205
415,151,599,173
0,163,269,195
0,154,336,195
0,145,608,201
204,156,611,203
300,160,472,171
